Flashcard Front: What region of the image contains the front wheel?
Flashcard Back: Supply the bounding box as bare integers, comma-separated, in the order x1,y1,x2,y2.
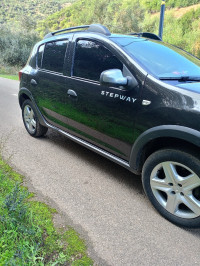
22,99,48,137
142,149,200,228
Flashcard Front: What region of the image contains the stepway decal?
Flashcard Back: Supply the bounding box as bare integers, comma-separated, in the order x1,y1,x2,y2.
101,91,137,103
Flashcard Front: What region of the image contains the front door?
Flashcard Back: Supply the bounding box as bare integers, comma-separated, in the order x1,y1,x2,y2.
63,38,143,160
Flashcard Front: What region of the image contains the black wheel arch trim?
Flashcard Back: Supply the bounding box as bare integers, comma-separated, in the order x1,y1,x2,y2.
130,125,200,173
18,88,46,127
19,88,33,106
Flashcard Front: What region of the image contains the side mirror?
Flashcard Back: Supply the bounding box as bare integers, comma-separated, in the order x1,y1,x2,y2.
100,69,138,89
100,69,128,87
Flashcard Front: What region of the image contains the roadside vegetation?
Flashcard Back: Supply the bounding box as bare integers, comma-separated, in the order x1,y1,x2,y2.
0,75,18,80
37,0,200,58
0,24,39,75
0,0,72,25
0,156,93,264
143,5,200,58
0,0,199,74
142,0,200,12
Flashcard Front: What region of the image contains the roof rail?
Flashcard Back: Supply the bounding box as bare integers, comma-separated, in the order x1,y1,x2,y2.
129,32,162,41
44,24,111,39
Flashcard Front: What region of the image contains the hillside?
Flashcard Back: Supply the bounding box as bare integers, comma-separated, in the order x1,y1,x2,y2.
142,5,200,57
142,0,200,12
0,0,199,74
150,3,200,19
0,0,73,25
37,0,146,36
37,0,200,58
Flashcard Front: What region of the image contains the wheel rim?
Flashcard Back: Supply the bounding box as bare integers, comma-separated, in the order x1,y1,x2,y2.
23,105,36,134
150,161,200,219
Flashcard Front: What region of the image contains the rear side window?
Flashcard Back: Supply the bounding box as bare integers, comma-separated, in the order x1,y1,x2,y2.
37,44,44,68
73,40,123,81
26,46,37,68
38,40,68,73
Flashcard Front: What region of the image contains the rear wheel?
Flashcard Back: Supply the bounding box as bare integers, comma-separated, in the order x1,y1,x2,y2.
22,100,48,137
142,149,200,228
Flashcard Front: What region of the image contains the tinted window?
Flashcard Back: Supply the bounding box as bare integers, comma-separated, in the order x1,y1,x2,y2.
26,46,37,68
37,44,44,68
42,40,68,73
111,37,200,78
73,40,123,81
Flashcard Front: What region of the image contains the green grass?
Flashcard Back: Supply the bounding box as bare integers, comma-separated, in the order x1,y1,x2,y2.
0,74,18,80
0,158,93,265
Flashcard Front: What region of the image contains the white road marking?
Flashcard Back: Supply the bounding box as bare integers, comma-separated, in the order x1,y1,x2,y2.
12,94,18,96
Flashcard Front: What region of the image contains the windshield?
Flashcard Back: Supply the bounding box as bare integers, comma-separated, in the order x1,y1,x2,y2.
111,37,200,79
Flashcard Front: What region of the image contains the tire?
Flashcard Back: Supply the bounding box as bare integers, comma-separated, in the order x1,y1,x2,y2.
142,149,200,228
22,99,48,137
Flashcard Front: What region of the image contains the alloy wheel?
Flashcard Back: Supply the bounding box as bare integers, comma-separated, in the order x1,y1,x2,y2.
150,161,200,219
23,104,36,134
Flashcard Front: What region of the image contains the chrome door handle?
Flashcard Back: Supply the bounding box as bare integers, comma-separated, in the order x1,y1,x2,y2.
67,89,77,98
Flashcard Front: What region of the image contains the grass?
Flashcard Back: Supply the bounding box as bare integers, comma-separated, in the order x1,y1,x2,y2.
0,158,93,265
0,74,18,80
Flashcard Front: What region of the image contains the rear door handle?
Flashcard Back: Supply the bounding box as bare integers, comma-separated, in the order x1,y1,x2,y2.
30,79,37,86
67,89,77,98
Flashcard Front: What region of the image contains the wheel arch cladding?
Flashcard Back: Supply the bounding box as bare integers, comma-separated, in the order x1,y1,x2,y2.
130,125,200,173
18,88,33,108
18,88,46,127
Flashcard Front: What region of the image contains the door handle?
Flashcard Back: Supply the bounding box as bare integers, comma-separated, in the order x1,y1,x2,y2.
30,79,37,86
67,89,77,98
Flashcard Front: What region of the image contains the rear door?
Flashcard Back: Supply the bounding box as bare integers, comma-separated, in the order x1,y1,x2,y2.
31,37,71,127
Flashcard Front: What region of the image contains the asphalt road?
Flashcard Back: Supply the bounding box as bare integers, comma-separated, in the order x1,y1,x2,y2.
1,77,200,265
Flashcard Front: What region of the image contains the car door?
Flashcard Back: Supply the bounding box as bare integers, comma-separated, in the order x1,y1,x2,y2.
62,37,144,161
31,38,71,127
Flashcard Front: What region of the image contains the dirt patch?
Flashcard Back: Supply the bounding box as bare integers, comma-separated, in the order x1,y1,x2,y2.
173,3,200,18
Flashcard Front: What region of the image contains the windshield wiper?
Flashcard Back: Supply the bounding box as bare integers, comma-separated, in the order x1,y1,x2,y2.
159,76,200,81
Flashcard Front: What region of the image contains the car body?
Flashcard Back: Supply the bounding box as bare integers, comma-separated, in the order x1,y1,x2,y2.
18,24,200,228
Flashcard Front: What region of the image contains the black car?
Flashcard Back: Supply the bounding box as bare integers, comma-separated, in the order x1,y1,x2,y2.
18,24,200,228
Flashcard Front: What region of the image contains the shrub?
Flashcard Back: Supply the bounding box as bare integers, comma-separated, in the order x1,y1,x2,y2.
0,26,40,67
142,7,200,58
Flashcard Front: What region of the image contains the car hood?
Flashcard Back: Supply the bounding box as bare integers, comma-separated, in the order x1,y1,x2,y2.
176,82,200,94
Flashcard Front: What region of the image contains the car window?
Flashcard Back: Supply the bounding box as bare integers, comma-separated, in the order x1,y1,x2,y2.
73,39,123,81
26,45,37,68
38,40,68,73
37,44,45,68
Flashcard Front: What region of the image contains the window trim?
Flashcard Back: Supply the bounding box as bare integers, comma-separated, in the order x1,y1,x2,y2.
37,44,45,69
72,38,124,83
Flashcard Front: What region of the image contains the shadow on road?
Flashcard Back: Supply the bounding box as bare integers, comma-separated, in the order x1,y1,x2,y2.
42,129,144,195
37,129,200,236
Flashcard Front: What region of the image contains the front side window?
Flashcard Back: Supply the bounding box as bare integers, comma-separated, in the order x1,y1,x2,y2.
38,40,68,73
73,40,123,81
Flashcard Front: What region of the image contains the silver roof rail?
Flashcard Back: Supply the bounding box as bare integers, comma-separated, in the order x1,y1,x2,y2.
44,24,111,39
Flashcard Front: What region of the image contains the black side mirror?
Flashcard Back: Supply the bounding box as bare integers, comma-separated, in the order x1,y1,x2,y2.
100,69,138,89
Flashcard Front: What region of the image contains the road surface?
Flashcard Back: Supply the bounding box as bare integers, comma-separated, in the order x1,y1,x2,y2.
1,77,200,265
